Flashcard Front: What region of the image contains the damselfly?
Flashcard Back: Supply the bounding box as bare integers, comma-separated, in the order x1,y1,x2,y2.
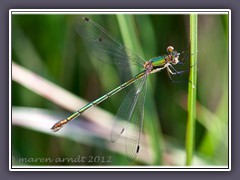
51,17,189,161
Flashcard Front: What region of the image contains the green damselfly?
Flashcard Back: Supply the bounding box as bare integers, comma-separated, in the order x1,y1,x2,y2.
51,17,189,161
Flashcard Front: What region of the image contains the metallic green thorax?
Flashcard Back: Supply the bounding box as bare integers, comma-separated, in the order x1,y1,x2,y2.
149,56,166,68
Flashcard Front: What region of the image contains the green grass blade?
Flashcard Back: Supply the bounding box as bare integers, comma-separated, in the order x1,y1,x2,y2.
186,14,198,165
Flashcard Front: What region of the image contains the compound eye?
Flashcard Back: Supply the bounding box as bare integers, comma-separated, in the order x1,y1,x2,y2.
167,46,174,53
172,58,179,65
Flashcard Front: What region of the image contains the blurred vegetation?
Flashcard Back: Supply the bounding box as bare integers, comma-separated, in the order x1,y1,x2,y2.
12,14,229,166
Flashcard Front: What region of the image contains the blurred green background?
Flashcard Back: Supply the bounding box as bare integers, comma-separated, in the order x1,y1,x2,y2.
12,14,228,166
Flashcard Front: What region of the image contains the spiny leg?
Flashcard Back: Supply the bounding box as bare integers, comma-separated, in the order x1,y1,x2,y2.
166,65,195,85
169,61,198,75
166,69,190,84
167,64,191,76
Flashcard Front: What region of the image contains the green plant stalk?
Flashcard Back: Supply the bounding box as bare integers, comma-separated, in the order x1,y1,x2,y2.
186,14,198,165
116,14,163,164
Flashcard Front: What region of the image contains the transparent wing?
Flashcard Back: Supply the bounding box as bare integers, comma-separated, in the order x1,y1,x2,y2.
125,75,147,161
75,17,146,68
110,73,147,161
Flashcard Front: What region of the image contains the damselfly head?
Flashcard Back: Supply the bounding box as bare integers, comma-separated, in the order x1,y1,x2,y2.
166,46,180,65
171,57,179,65
171,51,180,65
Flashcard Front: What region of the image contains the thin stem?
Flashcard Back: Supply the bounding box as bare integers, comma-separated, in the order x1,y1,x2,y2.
186,14,198,165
